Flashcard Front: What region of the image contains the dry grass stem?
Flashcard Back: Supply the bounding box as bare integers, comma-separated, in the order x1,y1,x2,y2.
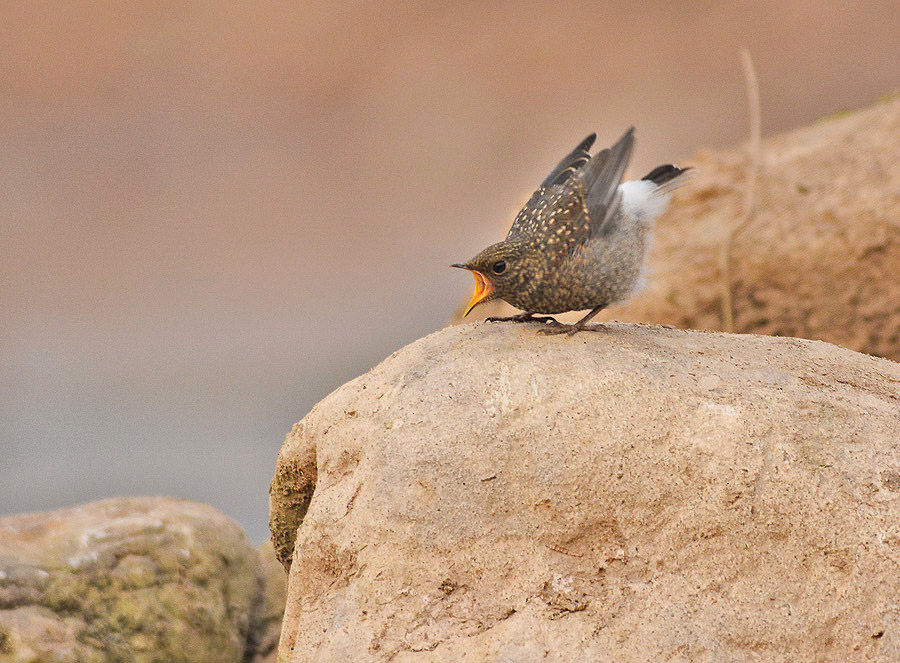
719,48,762,332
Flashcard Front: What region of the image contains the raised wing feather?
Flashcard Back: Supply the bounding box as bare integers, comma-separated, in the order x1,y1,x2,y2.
577,127,634,237
506,129,634,250
540,133,596,188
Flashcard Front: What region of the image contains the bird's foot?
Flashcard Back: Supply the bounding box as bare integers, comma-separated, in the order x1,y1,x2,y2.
537,322,607,336
485,312,559,324
536,306,607,335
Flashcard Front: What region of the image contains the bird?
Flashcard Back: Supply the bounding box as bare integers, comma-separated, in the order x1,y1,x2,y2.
452,128,691,335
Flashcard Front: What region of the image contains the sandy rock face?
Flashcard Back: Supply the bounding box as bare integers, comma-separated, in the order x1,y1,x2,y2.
457,98,900,362
272,323,900,663
0,497,284,663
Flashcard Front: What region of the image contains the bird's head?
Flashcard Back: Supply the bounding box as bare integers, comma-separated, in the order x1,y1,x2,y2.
452,240,529,317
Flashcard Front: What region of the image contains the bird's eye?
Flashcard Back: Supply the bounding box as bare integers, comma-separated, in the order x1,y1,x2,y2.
491,260,507,275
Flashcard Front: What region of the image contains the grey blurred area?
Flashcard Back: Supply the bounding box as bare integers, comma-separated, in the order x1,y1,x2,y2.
2,1,898,541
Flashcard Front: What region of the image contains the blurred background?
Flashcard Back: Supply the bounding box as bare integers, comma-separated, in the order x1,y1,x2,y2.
2,1,899,541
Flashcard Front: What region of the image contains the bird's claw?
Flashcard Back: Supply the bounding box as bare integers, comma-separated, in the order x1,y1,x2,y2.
537,323,607,336
537,326,576,336
535,319,570,334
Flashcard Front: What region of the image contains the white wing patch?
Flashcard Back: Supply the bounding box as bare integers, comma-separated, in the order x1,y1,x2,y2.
618,179,671,225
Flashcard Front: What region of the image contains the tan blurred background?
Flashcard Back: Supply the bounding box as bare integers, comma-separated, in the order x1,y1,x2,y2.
2,1,898,540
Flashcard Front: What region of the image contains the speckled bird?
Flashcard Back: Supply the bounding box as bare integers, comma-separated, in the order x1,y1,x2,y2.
452,128,691,334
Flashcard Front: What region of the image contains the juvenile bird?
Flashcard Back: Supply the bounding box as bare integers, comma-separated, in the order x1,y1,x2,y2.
452,128,690,334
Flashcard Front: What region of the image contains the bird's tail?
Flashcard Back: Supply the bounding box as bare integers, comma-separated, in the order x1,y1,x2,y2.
642,164,694,196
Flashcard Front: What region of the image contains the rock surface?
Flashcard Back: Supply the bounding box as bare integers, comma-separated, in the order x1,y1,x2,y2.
456,97,900,361
253,540,288,663
272,322,900,662
0,497,284,663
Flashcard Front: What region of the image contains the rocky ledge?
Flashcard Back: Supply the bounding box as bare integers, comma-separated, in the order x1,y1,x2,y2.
271,322,900,663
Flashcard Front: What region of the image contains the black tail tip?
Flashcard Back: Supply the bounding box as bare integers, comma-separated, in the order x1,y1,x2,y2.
642,164,691,185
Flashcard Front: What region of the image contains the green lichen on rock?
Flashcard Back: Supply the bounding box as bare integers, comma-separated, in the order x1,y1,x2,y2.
269,422,317,570
0,497,282,663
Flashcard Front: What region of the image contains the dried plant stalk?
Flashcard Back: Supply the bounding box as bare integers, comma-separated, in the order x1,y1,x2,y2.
720,48,761,332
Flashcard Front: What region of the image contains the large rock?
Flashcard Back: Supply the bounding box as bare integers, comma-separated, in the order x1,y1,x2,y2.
457,97,900,361
0,497,284,663
272,323,900,662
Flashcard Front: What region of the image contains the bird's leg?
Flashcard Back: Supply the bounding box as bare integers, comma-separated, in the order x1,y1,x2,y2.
485,311,560,324
537,306,606,336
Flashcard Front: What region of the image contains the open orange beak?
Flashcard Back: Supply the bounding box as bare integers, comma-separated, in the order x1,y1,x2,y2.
451,264,494,317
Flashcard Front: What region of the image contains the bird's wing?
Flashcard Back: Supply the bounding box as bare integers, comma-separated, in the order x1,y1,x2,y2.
540,133,597,188
505,181,591,251
576,127,635,237
504,130,633,251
